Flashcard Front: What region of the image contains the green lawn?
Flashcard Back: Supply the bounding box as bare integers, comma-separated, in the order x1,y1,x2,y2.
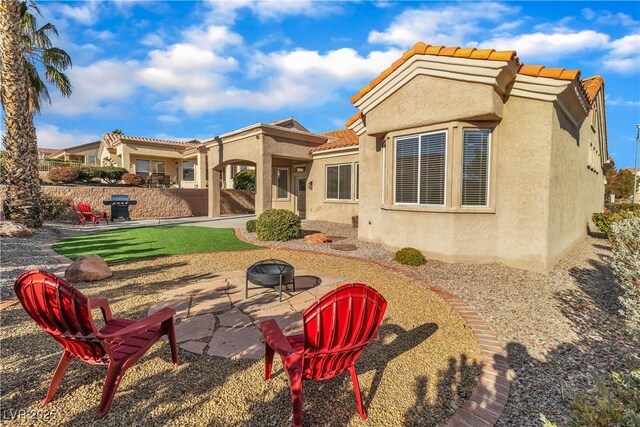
52,226,259,264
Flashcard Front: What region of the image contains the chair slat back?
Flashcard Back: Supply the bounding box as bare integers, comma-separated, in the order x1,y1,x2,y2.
302,283,387,380
77,202,94,216
14,270,106,363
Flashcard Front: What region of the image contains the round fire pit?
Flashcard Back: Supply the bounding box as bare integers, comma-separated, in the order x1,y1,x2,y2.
245,259,296,302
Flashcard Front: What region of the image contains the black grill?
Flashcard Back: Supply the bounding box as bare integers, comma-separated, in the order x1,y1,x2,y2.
103,194,137,221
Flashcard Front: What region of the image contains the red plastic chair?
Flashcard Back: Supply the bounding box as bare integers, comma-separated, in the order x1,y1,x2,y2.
71,202,86,225
14,270,179,418
261,283,387,427
76,202,109,225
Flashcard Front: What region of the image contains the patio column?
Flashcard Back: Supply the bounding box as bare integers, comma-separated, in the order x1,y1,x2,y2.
255,155,272,216
225,164,234,189
197,152,207,188
208,167,221,217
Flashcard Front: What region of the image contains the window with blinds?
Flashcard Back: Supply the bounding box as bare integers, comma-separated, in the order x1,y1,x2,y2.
326,164,352,200
395,131,446,205
276,168,289,199
462,129,490,206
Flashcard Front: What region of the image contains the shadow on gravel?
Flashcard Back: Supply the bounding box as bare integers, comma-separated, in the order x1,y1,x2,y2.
499,241,639,426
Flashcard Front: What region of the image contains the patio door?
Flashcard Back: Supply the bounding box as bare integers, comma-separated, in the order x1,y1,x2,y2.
295,177,307,219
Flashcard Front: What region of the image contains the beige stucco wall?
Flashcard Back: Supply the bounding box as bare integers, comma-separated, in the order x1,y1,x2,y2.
357,73,574,271
306,150,359,224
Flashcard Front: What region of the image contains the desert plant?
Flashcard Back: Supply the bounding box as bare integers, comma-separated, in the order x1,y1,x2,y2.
76,166,102,182
256,209,301,241
246,219,257,233
100,166,127,184
233,169,256,190
394,247,426,266
352,215,359,228
47,166,78,183
610,215,640,336
122,173,144,186
593,208,639,236
40,194,72,220
606,203,640,215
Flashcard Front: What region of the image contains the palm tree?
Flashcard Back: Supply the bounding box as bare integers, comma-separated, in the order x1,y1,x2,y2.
20,0,72,112
111,129,124,135
0,0,42,227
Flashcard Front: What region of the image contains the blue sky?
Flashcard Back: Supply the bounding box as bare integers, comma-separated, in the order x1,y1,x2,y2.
33,1,640,168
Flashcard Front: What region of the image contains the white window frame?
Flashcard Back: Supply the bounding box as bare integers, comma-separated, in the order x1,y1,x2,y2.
461,128,491,208
325,163,353,201
393,130,448,207
275,167,290,200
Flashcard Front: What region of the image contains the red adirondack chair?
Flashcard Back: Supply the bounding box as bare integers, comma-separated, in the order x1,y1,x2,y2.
261,282,387,427
14,270,179,418
76,202,109,225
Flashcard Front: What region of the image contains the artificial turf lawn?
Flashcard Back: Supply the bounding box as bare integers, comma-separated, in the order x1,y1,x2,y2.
52,226,259,264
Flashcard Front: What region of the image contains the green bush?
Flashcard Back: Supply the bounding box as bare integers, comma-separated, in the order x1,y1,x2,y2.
394,247,427,266
100,166,128,184
47,167,79,183
593,209,638,236
606,203,640,215
233,169,256,190
610,215,640,336
246,219,257,233
76,166,102,182
256,209,301,241
41,194,73,220
122,173,145,186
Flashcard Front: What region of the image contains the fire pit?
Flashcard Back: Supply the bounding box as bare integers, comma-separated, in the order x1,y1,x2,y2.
246,259,295,302
103,194,137,221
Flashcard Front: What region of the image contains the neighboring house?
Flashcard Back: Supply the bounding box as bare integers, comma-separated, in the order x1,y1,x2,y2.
48,141,101,165
37,147,59,160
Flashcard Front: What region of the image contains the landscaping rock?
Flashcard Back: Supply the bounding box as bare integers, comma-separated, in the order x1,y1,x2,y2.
65,254,112,282
0,221,33,238
304,232,331,245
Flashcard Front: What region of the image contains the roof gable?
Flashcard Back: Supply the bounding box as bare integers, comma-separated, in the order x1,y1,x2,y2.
271,117,310,133
311,129,358,153
101,133,201,152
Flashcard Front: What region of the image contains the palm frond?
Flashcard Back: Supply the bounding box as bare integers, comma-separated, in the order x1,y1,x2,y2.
41,47,72,70
44,65,72,98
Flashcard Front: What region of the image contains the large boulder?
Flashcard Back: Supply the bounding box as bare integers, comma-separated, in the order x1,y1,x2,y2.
65,255,112,282
0,221,33,238
303,232,331,245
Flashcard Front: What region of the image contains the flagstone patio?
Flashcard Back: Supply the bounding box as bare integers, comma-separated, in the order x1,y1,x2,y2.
147,270,346,359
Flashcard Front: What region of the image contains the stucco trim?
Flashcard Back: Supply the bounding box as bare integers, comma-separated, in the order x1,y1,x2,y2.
310,145,359,157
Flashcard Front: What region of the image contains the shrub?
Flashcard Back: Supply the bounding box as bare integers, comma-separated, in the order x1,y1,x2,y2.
41,194,73,221
256,209,301,241
606,203,640,215
76,166,102,182
246,219,257,233
47,167,78,183
233,169,256,190
610,215,640,336
394,247,426,266
100,166,128,184
122,173,145,186
593,209,638,236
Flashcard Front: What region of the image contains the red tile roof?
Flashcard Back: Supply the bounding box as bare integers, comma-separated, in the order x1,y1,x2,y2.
350,41,588,106
102,133,201,152
311,129,359,153
581,75,605,104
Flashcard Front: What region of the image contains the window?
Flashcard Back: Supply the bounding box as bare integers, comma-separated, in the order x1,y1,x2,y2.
183,161,195,181
87,155,97,166
153,161,165,174
395,131,446,205
276,168,289,199
355,163,360,200
135,160,150,179
462,129,490,206
326,164,352,200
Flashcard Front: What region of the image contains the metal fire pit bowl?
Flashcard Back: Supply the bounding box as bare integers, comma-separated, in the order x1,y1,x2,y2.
245,259,296,302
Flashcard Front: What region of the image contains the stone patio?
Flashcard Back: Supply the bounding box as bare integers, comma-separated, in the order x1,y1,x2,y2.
147,270,346,359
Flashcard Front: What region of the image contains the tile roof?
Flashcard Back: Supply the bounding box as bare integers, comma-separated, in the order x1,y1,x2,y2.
311,129,359,153
102,133,201,152
581,75,605,104
37,147,59,154
345,111,363,128
271,117,310,133
349,41,587,106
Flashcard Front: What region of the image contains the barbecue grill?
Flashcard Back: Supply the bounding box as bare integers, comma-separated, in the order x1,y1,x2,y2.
103,194,137,221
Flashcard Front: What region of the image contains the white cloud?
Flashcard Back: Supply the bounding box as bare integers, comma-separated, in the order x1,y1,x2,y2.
582,8,640,27
606,96,640,107
85,29,115,41
36,124,99,149
602,34,640,74
157,115,181,124
367,2,519,47
482,30,610,62
54,1,101,26
141,33,164,48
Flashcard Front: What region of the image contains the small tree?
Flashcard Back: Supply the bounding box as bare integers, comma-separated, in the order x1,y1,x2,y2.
233,169,256,190
606,169,635,198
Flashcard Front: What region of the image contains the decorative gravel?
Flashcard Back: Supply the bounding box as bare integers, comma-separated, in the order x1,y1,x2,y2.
244,220,640,426
1,246,481,426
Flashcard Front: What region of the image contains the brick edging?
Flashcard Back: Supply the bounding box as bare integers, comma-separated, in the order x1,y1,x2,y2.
234,228,512,427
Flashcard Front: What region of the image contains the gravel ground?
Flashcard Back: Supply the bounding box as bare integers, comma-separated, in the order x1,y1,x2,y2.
1,245,480,426
244,220,640,426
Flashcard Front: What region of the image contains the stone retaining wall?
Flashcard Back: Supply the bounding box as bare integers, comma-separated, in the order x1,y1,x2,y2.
0,185,256,219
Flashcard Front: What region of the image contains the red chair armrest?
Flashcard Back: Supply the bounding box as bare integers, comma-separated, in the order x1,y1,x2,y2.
260,319,296,357
89,298,113,322
99,308,175,341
